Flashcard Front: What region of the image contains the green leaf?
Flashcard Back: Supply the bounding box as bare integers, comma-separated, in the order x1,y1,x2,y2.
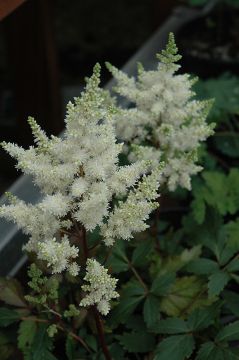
107,241,129,273
154,334,195,360
109,281,145,326
196,342,239,359
194,74,239,122
216,320,239,342
65,336,76,360
118,331,155,353
158,246,201,275
18,320,37,353
195,342,216,360
208,271,230,298
213,134,239,159
0,278,26,307
0,332,14,360
125,314,146,332
160,276,212,317
191,193,206,224
27,323,57,360
109,343,125,360
223,290,239,316
153,318,188,334
225,219,239,249
192,169,239,225
86,335,97,352
0,307,20,327
187,306,219,331
151,272,175,296
143,295,160,328
186,258,219,275
131,238,154,267
226,257,239,273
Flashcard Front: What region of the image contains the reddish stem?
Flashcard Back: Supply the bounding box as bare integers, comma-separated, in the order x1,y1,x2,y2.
92,306,112,360
78,223,112,360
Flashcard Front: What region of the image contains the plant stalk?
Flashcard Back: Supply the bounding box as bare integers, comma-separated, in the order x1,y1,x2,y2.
80,224,112,360
92,306,112,360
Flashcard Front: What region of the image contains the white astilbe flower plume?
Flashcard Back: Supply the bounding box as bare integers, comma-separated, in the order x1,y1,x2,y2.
37,236,79,275
107,33,214,191
80,259,119,315
0,63,162,302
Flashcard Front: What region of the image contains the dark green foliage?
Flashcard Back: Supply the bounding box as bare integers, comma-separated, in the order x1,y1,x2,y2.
23,323,57,360
154,334,195,360
0,308,21,327
117,331,155,353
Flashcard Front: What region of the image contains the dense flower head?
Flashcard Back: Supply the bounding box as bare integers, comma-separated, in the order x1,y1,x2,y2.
107,33,214,191
0,64,162,278
80,259,119,315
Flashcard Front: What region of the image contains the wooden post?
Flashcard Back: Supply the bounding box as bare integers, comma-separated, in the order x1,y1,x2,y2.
3,0,63,146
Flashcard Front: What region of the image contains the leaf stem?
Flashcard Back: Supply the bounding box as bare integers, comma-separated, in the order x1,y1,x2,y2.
128,262,148,294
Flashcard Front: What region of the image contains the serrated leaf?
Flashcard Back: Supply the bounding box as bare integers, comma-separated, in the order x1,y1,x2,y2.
160,276,212,317
27,323,57,360
65,336,76,360
122,280,146,298
118,332,155,353
194,74,239,122
151,272,175,296
131,238,154,267
160,246,201,274
208,271,230,298
185,258,219,275
0,307,20,327
143,295,160,328
0,278,26,307
109,343,125,360
180,245,202,263
196,341,239,359
216,320,239,342
191,193,206,224
0,332,14,360
109,281,145,326
154,334,195,360
192,169,239,226
187,306,219,331
107,241,129,273
18,320,37,352
223,290,239,316
153,318,188,334
226,257,239,273
224,219,239,249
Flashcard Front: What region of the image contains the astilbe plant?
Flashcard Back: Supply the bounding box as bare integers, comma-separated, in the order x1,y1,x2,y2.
107,33,214,191
0,63,162,359
0,35,218,360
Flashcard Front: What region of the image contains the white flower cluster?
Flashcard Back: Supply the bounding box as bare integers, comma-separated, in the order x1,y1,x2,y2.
0,64,162,278
107,33,214,191
80,259,119,315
